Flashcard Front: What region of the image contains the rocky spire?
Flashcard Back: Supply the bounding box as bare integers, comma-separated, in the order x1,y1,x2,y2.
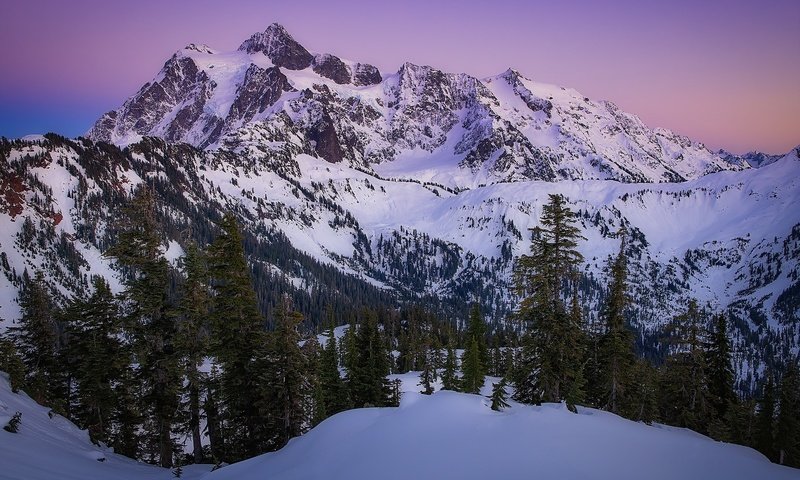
238,23,314,70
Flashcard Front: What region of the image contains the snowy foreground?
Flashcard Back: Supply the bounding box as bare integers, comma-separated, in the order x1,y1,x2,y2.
0,373,212,480
1,372,798,480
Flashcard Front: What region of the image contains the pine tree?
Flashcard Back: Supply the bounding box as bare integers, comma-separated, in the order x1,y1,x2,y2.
626,358,658,424
346,309,391,408
460,304,488,395
207,212,268,461
461,337,484,394
658,299,709,433
598,229,635,415
776,362,800,467
262,297,309,449
106,187,179,467
62,277,127,446
318,315,350,417
204,367,224,463
463,304,488,372
440,341,458,391
418,342,434,395
174,243,210,464
8,271,63,408
755,373,777,462
112,365,142,460
705,313,737,440
513,194,586,409
489,378,510,411
0,338,26,393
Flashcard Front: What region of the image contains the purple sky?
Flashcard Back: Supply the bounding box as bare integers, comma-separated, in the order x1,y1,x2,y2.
1,0,798,154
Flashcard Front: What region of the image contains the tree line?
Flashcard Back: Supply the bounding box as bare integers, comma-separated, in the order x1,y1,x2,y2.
0,187,397,470
1,189,799,470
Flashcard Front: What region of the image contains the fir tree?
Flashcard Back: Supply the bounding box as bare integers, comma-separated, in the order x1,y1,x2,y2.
304,336,326,428
658,300,709,433
418,346,434,395
106,187,179,467
62,277,127,446
755,373,777,462
8,271,63,407
346,309,391,407
705,313,737,439
627,358,658,424
207,212,268,461
776,362,800,467
598,229,635,415
459,304,488,392
174,243,210,464
262,297,309,449
489,378,510,411
513,194,586,409
440,341,458,391
463,304,488,372
460,337,484,394
318,315,350,416
0,338,26,393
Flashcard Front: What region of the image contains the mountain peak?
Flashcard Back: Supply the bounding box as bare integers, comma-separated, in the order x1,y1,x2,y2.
238,23,313,70
183,43,215,54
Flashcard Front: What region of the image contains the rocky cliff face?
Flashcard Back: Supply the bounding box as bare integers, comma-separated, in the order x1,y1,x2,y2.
87,23,745,187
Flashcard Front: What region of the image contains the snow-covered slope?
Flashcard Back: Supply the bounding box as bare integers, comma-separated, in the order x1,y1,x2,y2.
0,373,212,480
4,367,796,480
2,136,798,387
87,23,746,187
205,373,796,480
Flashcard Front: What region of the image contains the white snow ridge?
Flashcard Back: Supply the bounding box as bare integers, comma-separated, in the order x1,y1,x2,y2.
3,372,795,480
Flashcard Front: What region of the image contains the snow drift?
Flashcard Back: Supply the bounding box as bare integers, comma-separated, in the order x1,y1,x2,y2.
206,374,796,480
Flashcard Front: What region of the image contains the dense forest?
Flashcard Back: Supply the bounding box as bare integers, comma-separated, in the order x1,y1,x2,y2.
1,188,799,473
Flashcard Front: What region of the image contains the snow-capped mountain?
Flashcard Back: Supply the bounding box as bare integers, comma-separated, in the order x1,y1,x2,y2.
88,23,745,187
2,24,798,388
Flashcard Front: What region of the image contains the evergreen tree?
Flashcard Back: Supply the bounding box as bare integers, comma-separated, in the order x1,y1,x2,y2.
204,367,224,463
460,304,488,395
62,277,127,446
318,315,350,417
755,373,777,462
262,297,309,449
598,230,635,415
705,313,737,439
776,363,800,467
0,338,26,393
174,243,210,464
489,378,510,411
342,323,357,379
418,359,434,395
440,341,458,391
106,187,179,467
8,271,63,408
658,299,709,433
513,194,586,409
627,359,658,424
111,364,142,460
207,212,269,461
463,304,488,372
460,337,484,394
346,310,391,407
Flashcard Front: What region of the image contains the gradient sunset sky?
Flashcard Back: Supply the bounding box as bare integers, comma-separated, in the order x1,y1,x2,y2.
0,0,797,154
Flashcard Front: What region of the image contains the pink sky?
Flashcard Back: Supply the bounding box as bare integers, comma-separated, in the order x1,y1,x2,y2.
0,0,797,153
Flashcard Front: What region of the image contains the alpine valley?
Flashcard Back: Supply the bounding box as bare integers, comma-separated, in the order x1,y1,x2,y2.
2,22,799,391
